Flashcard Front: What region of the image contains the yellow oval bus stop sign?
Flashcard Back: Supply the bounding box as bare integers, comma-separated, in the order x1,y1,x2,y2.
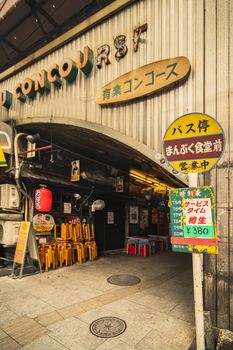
163,113,225,173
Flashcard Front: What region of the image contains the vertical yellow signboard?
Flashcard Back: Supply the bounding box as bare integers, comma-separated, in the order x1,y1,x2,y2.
0,147,7,167
14,222,30,264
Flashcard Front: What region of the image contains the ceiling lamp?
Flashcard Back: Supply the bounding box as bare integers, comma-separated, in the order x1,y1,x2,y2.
129,172,154,185
129,169,160,186
91,200,105,212
74,193,81,200
129,169,172,192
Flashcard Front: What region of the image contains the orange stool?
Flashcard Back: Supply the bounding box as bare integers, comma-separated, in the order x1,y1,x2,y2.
72,242,85,264
38,243,58,271
56,242,72,267
84,241,97,261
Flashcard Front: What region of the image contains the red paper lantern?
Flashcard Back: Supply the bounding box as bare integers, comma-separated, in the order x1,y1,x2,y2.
35,187,52,212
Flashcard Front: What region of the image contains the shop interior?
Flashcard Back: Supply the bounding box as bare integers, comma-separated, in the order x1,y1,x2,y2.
0,122,186,273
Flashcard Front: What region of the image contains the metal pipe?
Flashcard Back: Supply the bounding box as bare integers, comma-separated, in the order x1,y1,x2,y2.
189,172,205,350
14,132,26,181
18,144,52,155
13,132,33,220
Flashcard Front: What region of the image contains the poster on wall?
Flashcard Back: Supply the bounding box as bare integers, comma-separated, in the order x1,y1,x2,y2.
115,176,124,192
33,213,54,232
151,208,158,224
107,211,114,224
70,160,80,182
140,208,149,229
64,202,72,214
129,206,139,224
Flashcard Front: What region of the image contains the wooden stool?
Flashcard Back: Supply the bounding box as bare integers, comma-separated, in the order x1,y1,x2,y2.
72,242,85,264
83,224,94,241
56,242,72,267
55,223,73,241
84,241,97,261
74,223,83,241
38,243,58,271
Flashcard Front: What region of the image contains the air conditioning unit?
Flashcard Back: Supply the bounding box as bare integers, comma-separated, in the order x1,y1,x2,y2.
0,184,20,209
0,221,21,246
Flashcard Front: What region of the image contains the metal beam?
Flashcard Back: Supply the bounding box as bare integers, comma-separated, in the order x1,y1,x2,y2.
33,12,47,36
0,37,21,53
2,0,48,38
0,42,10,60
26,0,58,28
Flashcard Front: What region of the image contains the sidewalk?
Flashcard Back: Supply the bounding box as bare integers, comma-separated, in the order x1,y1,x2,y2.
0,252,195,350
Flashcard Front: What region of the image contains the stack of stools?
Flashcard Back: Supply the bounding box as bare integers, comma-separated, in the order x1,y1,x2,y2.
72,242,85,264
54,224,73,267
56,242,72,267
38,222,98,271
71,223,97,263
83,223,97,261
84,241,98,261
83,223,95,241
71,223,85,264
38,242,58,272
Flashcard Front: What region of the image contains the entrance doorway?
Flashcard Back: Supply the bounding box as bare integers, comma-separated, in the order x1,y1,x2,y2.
10,122,188,263
94,199,125,252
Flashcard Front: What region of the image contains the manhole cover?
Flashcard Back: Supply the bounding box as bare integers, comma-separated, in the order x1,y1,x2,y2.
89,317,127,338
107,274,141,286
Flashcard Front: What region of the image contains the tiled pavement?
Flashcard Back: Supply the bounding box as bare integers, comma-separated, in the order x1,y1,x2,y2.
0,252,195,349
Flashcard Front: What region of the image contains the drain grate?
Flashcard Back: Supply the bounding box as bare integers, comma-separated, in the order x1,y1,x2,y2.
107,274,141,286
89,317,127,338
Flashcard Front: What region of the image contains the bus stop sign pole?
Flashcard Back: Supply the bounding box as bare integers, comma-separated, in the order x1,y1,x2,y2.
163,113,225,350
189,172,205,350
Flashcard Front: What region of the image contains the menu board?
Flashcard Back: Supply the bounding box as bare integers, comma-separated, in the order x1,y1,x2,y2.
169,186,218,254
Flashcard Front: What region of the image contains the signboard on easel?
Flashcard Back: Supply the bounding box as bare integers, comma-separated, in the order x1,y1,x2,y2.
14,222,30,264
11,222,42,279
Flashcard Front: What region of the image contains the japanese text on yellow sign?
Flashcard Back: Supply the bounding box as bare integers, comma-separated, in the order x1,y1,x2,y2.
163,113,225,173
14,222,30,264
